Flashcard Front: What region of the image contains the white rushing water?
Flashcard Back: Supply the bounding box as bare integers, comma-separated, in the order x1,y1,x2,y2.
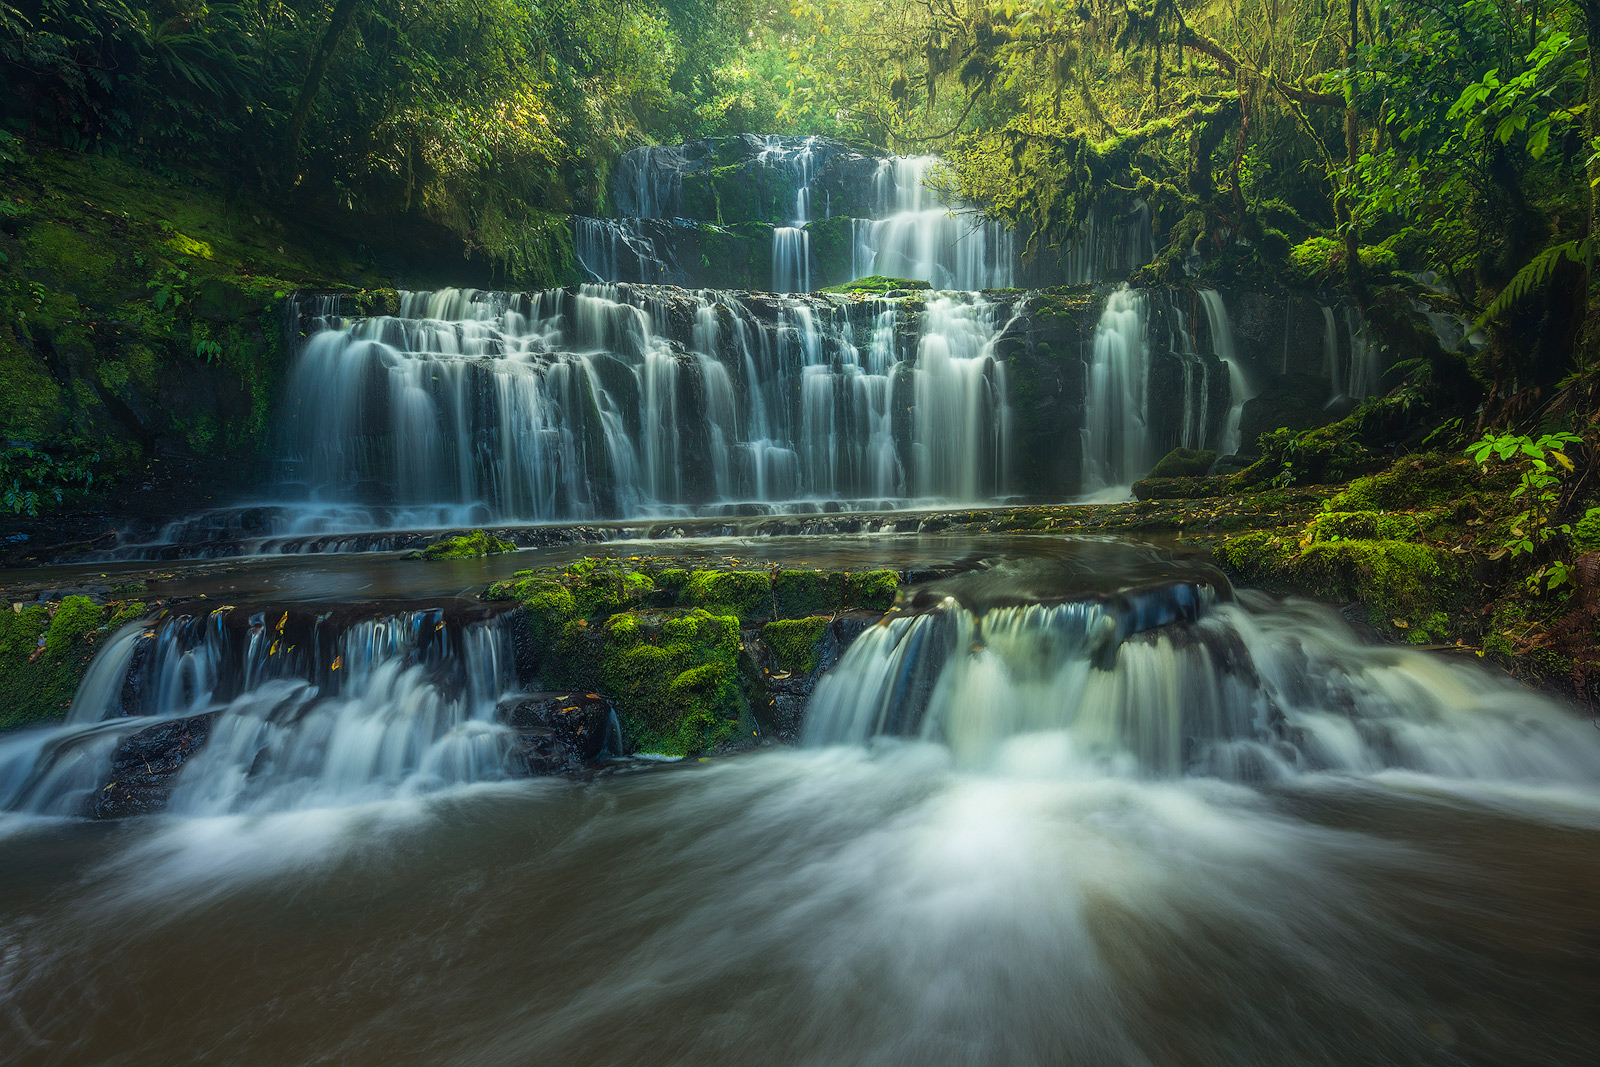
0,606,516,817
1081,285,1153,491
807,585,1600,785
1201,288,1253,456
851,155,1016,289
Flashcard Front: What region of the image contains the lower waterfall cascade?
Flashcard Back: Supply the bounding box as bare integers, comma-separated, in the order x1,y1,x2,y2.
806,568,1600,784
0,605,518,817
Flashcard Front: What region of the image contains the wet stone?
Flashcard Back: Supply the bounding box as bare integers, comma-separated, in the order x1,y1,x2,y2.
497,692,617,774
91,714,215,819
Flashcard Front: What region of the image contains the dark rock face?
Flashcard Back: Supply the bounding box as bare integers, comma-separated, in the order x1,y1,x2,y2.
1000,289,1101,500
497,692,617,774
1215,285,1338,387
90,714,213,819
613,136,885,225
1239,373,1340,451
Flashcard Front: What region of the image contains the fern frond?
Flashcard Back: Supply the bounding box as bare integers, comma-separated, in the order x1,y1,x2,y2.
1479,238,1590,327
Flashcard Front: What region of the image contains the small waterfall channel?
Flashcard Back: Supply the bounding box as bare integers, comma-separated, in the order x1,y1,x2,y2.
1080,285,1238,491
807,558,1600,783
0,603,523,817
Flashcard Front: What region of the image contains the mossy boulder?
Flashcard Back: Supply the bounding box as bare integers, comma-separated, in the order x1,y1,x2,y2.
584,608,747,757
1302,509,1437,544
681,569,772,619
1572,508,1600,554
1,597,146,731
1327,454,1477,511
1148,447,1217,479
421,529,516,560
485,557,902,755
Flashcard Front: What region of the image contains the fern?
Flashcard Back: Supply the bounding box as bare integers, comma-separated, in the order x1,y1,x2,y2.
1479,238,1591,326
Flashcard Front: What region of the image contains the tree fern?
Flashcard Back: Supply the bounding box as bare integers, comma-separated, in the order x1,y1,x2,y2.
1479,238,1591,326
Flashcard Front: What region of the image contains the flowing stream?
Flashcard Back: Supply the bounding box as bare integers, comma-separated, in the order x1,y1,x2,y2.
3,541,1600,1065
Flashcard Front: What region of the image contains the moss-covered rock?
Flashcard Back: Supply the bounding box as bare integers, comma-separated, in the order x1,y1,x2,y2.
0,596,144,731
1328,453,1479,511
1572,508,1600,554
585,608,746,756
421,529,516,560
485,557,902,754
1215,531,1465,638
1302,509,1437,544
1148,447,1216,479
681,569,773,619
762,616,831,675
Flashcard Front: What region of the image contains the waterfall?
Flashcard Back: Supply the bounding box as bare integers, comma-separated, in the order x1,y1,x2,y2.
1060,199,1154,283
1343,305,1378,399
850,156,1016,289
764,136,817,293
574,217,680,285
1200,289,1253,456
805,581,1600,783
611,144,691,219
278,285,1012,526
1081,285,1152,491
0,605,515,817
1320,305,1341,399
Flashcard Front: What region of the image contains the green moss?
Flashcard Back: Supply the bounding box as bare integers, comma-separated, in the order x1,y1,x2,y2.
1571,508,1600,554
568,561,656,617
845,569,899,610
107,601,148,630
1303,510,1432,544
763,616,830,674
1215,533,1464,631
0,597,112,731
682,569,772,619
593,608,745,756
421,529,516,560
820,275,932,295
1285,236,1400,286
1328,454,1475,511
772,569,843,617
1148,447,1216,479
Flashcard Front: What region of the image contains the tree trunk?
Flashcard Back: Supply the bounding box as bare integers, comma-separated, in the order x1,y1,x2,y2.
283,0,365,181
1343,0,1364,297
1577,1,1600,365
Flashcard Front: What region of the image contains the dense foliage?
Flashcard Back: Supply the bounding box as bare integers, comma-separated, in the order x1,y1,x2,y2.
1,0,760,267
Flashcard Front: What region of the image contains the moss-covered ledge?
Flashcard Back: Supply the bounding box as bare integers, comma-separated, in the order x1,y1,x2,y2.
484,556,899,756
1,596,148,731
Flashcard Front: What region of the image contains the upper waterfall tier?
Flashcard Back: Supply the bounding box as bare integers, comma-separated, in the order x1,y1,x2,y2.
577,135,1152,291
278,286,1015,525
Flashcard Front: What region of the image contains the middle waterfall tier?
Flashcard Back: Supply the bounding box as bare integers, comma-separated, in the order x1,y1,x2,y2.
281,286,1014,522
